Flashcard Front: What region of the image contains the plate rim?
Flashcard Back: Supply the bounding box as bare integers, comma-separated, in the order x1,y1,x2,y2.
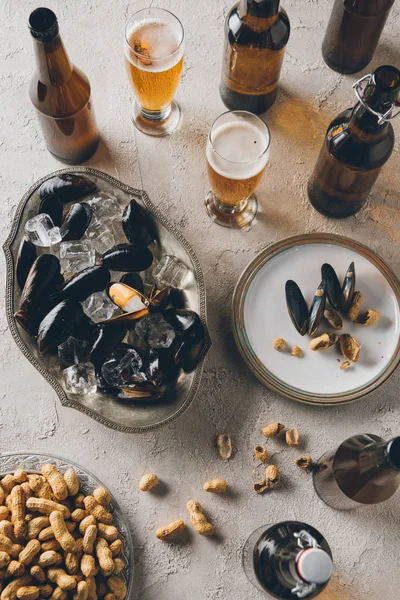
3,166,211,432
232,232,400,406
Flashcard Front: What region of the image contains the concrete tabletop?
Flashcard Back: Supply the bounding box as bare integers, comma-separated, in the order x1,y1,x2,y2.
1,1,399,598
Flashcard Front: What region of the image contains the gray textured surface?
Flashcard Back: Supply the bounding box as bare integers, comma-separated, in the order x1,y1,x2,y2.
1,1,399,599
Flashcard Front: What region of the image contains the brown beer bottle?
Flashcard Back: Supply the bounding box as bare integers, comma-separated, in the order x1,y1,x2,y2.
313,434,400,510
322,0,395,74
219,0,290,114
28,8,99,164
308,65,400,218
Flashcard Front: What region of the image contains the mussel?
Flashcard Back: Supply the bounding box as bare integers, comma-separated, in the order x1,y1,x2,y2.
100,243,153,272
89,323,127,367
107,282,148,313
118,383,164,402
37,299,84,354
341,262,355,312
16,236,37,289
321,263,341,311
285,280,308,336
324,308,343,330
145,349,164,387
101,308,149,328
39,174,97,203
163,308,199,332
122,199,156,247
120,272,144,295
307,280,327,336
148,287,171,312
172,315,207,373
38,195,64,226
60,202,92,241
15,254,63,336
56,266,111,302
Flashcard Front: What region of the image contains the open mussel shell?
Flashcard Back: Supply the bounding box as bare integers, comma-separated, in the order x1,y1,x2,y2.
56,266,111,302
89,322,127,367
324,308,343,330
100,243,153,272
122,199,156,247
101,307,149,328
149,287,171,312
16,236,37,290
172,317,208,373
321,263,341,311
39,174,97,203
285,280,308,336
307,280,327,336
37,299,84,354
120,272,144,295
38,194,64,226
341,261,356,312
60,202,92,241
118,383,164,402
107,282,148,313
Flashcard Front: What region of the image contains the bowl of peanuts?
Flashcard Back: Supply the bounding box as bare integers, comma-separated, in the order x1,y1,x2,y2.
0,452,133,600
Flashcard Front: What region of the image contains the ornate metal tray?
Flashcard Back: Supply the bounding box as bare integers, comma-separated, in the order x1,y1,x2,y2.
4,167,211,432
0,452,133,598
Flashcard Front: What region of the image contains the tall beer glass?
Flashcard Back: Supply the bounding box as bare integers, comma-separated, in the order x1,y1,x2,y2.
124,8,184,136
205,111,270,228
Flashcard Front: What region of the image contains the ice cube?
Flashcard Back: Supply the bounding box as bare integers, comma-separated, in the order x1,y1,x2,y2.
86,192,122,221
63,362,97,395
25,214,62,247
135,314,175,349
152,255,189,288
60,241,95,275
58,337,91,365
88,227,115,255
101,349,145,388
82,291,117,323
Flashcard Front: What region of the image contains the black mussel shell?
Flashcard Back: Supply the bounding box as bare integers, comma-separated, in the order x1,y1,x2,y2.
163,308,199,332
89,323,127,367
173,336,205,373
145,349,164,386
16,236,37,290
321,264,341,311
100,243,153,272
122,199,156,247
341,262,355,312
38,194,64,226
285,280,308,336
56,266,111,302
149,287,171,313
307,280,327,336
169,287,187,309
15,254,63,336
60,202,92,241
39,174,97,203
120,272,144,295
72,312,96,343
37,299,84,354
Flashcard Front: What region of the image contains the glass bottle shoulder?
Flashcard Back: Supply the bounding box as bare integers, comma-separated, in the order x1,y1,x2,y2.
29,65,91,118
343,0,395,17
226,4,290,49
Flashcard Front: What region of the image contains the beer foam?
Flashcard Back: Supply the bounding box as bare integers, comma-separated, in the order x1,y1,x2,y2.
126,19,183,72
207,121,270,180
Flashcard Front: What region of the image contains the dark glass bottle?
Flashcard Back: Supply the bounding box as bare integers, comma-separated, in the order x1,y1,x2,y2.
242,521,333,599
322,0,395,74
28,8,99,164
220,0,290,114
308,65,400,219
313,434,400,510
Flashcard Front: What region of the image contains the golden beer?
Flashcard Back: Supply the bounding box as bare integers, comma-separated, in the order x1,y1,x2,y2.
205,111,270,228
125,9,184,136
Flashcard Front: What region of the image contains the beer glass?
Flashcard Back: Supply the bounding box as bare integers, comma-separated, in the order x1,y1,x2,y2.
205,111,270,228
124,8,184,136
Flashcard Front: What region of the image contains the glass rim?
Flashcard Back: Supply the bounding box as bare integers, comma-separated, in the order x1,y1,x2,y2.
125,7,184,62
208,110,271,166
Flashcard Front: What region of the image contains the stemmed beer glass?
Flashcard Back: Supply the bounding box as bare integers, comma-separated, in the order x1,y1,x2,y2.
205,111,270,228
124,8,184,136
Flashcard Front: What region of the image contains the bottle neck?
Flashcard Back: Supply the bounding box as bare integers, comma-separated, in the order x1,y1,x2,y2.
349,82,394,140
33,34,73,85
359,437,400,476
239,0,281,29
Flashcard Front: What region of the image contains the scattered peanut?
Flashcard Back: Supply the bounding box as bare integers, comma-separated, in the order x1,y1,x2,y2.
203,479,227,494
254,445,269,463
339,334,361,362
291,346,303,358
309,332,338,351
261,422,285,438
273,337,286,352
155,520,185,542
138,475,159,492
294,456,313,470
92,488,110,507
340,360,351,370
216,433,232,460
347,291,363,322
187,500,215,536
357,309,380,326
265,465,281,489
286,428,300,447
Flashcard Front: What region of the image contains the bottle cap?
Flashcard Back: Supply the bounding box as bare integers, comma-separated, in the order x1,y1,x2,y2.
297,547,333,585
29,8,59,42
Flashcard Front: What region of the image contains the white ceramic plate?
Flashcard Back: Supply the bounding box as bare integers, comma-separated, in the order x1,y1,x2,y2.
233,234,400,405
